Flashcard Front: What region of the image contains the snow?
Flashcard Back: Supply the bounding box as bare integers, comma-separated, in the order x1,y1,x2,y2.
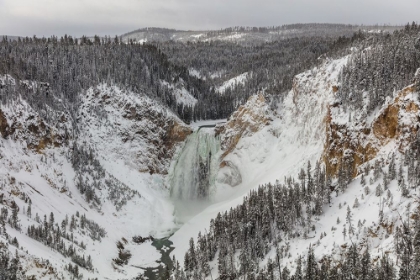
216,72,248,93
366,29,383,34
127,241,162,268
138,39,147,44
209,70,226,79
202,32,247,42
190,34,204,39
0,140,90,277
161,80,198,106
188,68,204,80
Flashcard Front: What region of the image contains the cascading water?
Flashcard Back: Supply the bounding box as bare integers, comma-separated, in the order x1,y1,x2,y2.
169,127,221,202
145,127,221,279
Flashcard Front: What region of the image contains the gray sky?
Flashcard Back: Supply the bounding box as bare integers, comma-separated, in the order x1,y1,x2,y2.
0,0,418,37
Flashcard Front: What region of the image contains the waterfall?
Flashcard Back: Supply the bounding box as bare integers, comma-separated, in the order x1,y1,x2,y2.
169,127,221,201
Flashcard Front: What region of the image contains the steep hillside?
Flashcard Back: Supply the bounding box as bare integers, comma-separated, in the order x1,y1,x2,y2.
0,80,190,279
0,37,217,124
325,83,420,178
170,53,420,279
77,84,191,175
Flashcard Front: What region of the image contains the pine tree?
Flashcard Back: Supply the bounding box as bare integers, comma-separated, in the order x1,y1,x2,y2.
376,184,383,197
49,212,55,229
398,163,404,186
347,244,360,279
295,255,303,280
353,198,359,208
26,201,31,218
389,153,396,180
398,248,410,280
10,201,19,230
307,161,313,196
305,245,317,280
346,206,354,236
412,215,420,279
360,174,366,186
360,246,370,280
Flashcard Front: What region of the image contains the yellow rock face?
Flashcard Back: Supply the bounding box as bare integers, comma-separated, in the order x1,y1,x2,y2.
324,84,420,178
216,93,270,163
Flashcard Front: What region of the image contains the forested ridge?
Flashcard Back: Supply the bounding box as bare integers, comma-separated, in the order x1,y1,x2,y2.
0,36,218,123
339,22,420,114
157,32,364,108
0,25,364,125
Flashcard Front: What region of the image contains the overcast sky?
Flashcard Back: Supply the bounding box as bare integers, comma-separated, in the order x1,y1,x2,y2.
0,0,419,37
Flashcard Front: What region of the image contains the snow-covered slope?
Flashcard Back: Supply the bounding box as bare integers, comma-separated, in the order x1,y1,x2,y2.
170,55,420,280
0,82,191,279
160,80,197,107
77,84,192,174
216,72,248,94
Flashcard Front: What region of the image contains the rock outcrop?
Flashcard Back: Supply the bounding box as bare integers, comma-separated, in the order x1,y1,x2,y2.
214,93,270,187
215,93,270,160
324,84,420,178
0,103,71,153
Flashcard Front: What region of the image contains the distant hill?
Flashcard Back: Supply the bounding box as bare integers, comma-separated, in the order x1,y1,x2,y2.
120,24,401,44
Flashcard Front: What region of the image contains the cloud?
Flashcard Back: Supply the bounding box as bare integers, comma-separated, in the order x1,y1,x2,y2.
0,0,418,37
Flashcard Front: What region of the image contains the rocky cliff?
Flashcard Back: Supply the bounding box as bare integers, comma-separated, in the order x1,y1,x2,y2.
324,83,420,178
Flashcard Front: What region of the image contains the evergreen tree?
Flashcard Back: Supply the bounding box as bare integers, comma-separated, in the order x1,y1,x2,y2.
10,201,19,230
305,245,317,280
